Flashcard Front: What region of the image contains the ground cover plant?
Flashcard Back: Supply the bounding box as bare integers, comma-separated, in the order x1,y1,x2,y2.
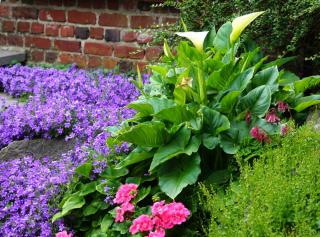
54,12,320,236
201,123,320,236
0,65,140,236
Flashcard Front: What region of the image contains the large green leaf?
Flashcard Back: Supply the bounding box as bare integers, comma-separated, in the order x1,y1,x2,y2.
202,107,230,135
213,22,232,53
80,181,98,196
101,214,113,233
155,105,194,124
293,95,320,112
251,66,279,92
229,67,254,91
100,166,128,179
118,121,168,147
261,56,296,69
116,147,154,168
278,70,300,86
128,98,176,116
294,76,320,93
219,91,241,113
159,153,201,199
61,194,85,215
83,200,105,216
219,128,240,154
239,85,271,117
207,63,234,90
150,126,191,171
75,162,92,178
203,27,216,50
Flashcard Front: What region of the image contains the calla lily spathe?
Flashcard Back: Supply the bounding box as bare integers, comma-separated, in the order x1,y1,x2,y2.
230,11,265,44
176,31,209,52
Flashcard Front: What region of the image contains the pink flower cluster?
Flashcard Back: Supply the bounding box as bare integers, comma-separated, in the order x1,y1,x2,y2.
113,183,138,222
129,201,190,237
265,109,280,123
56,231,72,237
250,127,270,143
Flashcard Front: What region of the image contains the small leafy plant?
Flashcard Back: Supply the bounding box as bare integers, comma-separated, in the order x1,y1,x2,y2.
54,12,320,236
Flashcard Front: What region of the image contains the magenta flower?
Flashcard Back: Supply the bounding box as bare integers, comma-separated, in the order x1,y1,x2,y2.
277,101,288,113
129,214,154,234
115,202,135,223
250,127,269,143
148,228,166,237
280,124,289,136
265,109,280,123
56,231,72,237
113,183,138,204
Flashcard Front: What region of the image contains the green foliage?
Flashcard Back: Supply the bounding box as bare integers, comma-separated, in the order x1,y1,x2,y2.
200,124,320,236
164,0,320,74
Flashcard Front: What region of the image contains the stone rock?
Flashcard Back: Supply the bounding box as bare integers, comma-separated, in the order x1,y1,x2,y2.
0,138,77,162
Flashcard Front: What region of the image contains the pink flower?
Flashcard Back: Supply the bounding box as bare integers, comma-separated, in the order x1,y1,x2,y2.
166,202,190,225
56,231,72,237
277,101,288,113
250,127,269,143
129,214,154,234
265,109,280,123
115,202,135,223
245,112,251,125
280,124,289,136
148,228,166,237
113,183,138,204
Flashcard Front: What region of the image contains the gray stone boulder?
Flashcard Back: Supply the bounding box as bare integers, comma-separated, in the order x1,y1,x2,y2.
0,138,76,162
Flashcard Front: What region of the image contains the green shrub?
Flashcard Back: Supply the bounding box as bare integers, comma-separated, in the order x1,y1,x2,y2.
201,123,320,237
164,0,320,75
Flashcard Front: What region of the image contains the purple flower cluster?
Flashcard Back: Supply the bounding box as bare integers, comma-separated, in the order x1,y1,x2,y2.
0,65,143,236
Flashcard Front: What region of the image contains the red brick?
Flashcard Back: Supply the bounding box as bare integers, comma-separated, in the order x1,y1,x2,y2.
88,56,102,68
122,0,135,10
89,27,104,40
46,24,60,36
0,5,10,17
60,26,74,37
0,34,7,45
162,17,178,25
73,54,87,67
93,0,105,9
26,37,51,49
137,33,153,44
31,50,44,62
7,35,24,47
55,40,81,52
107,0,119,10
84,42,113,56
134,61,148,71
45,51,58,63
99,13,128,27
17,22,30,33
103,57,118,69
31,23,44,34
59,53,73,64
34,0,49,5
68,10,96,24
78,0,91,8
131,16,158,29
12,7,38,19
39,9,66,22
49,0,63,6
122,31,138,42
63,0,76,6
114,45,145,59
146,47,162,60
2,21,15,32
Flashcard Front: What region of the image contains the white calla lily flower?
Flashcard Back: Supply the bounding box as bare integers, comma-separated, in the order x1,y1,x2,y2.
176,31,209,52
230,11,265,44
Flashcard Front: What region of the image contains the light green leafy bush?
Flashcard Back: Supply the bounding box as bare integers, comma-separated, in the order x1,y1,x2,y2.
201,123,320,237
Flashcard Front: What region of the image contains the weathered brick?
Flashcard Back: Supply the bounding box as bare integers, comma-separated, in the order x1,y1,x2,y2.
103,57,118,69
137,1,152,11
46,24,60,36
122,0,135,10
84,42,113,56
75,27,89,39
7,35,24,47
31,50,44,62
39,9,66,22
0,5,10,17
0,34,7,45
26,37,51,49
107,0,119,10
73,54,87,67
162,17,178,24
88,56,102,68
55,40,81,52
22,0,34,5
146,46,162,60
59,53,73,64
131,16,158,29
78,0,92,8
114,45,145,59
137,33,153,44
17,22,30,33
45,51,58,63
63,0,76,6
122,31,138,42
99,13,127,27
60,26,74,37
49,0,63,6
34,0,49,5
119,60,133,72
105,29,120,42
90,27,104,40
134,61,148,71
68,10,96,24
31,23,44,34
93,0,105,9
12,7,38,19
2,21,15,32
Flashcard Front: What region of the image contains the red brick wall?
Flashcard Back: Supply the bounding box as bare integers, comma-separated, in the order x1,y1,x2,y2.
0,0,178,70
